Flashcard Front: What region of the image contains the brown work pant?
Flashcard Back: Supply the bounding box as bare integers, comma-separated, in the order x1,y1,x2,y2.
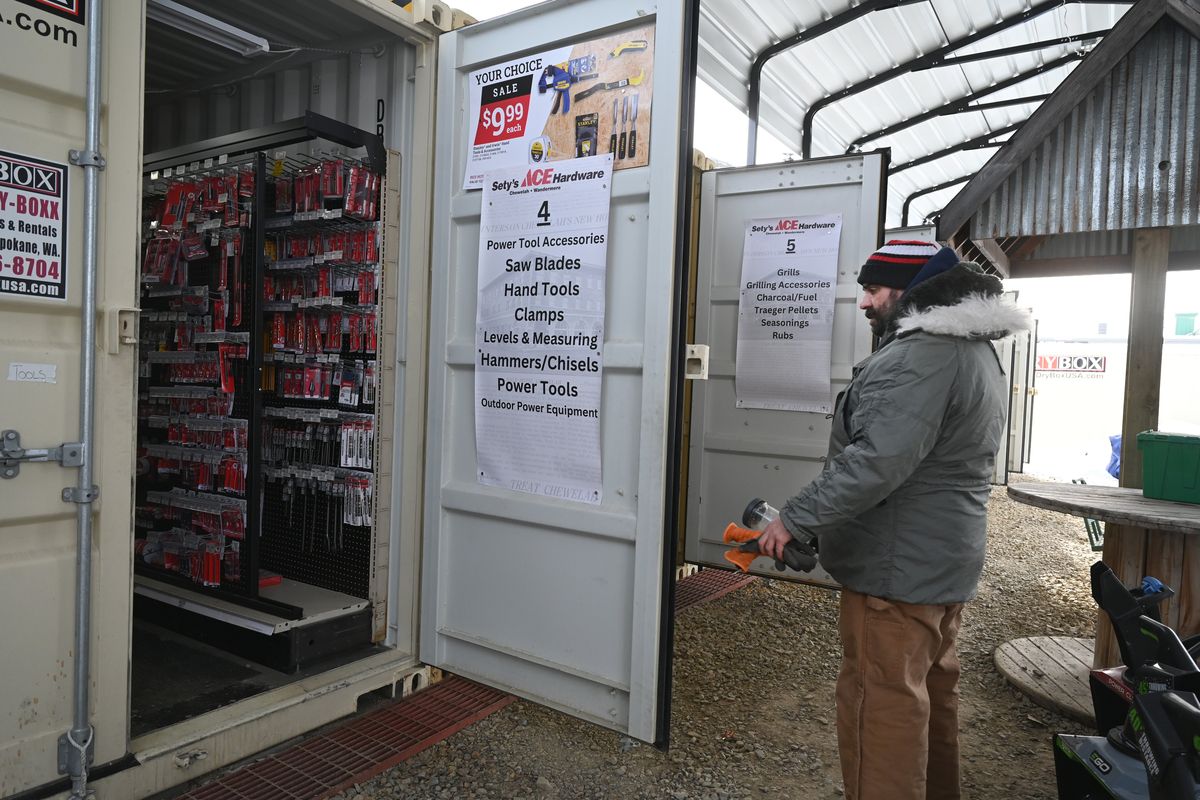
836,589,964,800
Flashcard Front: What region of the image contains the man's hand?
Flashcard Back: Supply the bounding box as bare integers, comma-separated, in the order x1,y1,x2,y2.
757,518,794,562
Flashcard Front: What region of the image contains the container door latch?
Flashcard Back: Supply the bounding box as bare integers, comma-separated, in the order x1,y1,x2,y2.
684,344,710,380
1,430,84,479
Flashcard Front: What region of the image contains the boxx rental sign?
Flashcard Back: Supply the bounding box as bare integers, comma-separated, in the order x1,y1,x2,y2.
1036,354,1107,379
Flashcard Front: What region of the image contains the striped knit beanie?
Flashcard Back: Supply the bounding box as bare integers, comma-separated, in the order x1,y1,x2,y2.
857,240,941,289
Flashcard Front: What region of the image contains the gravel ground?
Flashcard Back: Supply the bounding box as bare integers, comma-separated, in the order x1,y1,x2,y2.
332,485,1099,800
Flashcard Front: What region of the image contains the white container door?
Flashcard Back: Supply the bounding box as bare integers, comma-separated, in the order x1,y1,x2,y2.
0,2,142,794
683,155,886,587
424,0,695,744
1008,328,1031,473
992,335,1015,485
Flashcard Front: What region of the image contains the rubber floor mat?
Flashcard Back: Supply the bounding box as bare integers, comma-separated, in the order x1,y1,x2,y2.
674,567,756,613
176,676,513,800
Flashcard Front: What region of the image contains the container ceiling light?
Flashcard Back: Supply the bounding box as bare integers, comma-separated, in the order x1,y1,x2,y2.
146,0,270,58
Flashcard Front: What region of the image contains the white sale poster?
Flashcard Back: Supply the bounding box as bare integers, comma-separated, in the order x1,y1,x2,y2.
474,155,614,504
735,214,842,413
463,24,657,189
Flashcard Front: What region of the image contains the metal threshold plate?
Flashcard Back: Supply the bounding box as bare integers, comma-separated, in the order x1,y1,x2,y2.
134,576,369,635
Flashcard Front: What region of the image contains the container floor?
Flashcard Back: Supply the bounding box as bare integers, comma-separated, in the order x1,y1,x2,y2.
131,619,380,736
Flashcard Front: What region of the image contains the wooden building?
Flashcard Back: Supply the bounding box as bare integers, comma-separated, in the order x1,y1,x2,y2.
938,0,1200,666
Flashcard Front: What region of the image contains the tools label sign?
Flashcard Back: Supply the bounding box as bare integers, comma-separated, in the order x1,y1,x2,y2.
474,155,613,504
0,149,67,301
735,214,842,413
464,24,656,189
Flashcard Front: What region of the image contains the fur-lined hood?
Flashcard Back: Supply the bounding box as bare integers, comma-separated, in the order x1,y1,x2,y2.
890,263,1032,341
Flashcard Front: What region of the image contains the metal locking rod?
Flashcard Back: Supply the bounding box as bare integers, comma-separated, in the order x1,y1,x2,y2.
1,430,85,479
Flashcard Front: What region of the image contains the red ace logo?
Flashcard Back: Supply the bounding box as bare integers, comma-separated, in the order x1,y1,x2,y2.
776,218,800,230
521,168,555,187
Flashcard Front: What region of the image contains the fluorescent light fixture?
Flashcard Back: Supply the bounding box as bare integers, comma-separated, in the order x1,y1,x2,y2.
147,0,270,58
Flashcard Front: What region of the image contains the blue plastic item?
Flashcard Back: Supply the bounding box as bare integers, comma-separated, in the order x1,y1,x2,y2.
1106,434,1121,479
1142,576,1165,595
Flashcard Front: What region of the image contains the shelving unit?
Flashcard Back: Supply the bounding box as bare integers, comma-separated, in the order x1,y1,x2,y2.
134,114,386,637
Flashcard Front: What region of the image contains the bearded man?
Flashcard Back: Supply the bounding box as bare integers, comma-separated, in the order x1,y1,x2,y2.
757,241,1030,800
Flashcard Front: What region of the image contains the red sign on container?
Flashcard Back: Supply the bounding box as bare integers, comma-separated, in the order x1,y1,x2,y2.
474,75,533,146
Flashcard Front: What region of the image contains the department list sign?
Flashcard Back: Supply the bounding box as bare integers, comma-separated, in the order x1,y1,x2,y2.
475,155,613,504
0,149,67,300
735,214,842,413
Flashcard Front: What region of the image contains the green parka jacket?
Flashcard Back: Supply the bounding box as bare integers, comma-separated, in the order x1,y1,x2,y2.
779,263,1031,605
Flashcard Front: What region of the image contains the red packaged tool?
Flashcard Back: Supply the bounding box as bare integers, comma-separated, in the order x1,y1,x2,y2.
348,315,362,353
327,312,343,352
367,171,380,221
271,312,287,350
181,234,208,261
307,315,323,355
231,232,243,326
321,158,344,200
218,345,236,393
274,177,293,214
344,165,363,218
223,172,239,227
217,235,229,290
365,229,379,263
239,169,254,198
160,181,198,229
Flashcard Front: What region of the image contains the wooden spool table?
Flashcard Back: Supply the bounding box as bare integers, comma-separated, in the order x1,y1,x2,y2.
996,482,1200,724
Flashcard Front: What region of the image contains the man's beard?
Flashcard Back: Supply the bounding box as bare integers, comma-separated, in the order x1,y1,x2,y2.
865,305,896,337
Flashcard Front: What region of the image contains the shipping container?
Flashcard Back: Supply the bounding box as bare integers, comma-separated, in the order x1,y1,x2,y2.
0,1,889,797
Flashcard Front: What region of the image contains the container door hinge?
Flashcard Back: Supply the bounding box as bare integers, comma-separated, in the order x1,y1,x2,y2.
62,485,100,503
69,149,106,169
1,430,85,479
57,728,95,775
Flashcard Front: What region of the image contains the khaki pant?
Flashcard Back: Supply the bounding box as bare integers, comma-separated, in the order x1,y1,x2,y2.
836,589,964,800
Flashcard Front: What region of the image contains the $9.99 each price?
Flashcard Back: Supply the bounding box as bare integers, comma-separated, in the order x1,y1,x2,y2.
475,77,531,145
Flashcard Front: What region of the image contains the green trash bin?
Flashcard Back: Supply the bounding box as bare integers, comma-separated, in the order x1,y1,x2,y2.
1137,430,1200,504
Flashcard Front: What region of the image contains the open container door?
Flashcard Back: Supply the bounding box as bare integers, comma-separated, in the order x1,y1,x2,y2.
425,0,697,744
683,154,886,587
0,1,142,794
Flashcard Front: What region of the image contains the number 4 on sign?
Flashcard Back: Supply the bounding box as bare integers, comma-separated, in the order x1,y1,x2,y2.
536,200,551,227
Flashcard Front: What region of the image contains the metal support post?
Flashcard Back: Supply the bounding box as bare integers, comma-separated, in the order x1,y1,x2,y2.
900,173,975,226
62,0,104,796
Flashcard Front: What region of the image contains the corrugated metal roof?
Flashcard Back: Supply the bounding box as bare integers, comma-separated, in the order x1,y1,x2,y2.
972,18,1200,237
697,0,1132,227
146,0,1138,230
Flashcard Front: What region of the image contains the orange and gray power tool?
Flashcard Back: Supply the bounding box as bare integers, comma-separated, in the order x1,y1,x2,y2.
723,498,818,573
